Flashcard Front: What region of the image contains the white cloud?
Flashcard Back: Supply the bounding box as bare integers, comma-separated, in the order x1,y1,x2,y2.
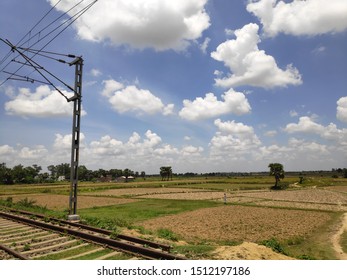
53,133,86,150
255,138,332,170
284,116,323,134
312,46,326,55
50,0,210,51
4,85,86,118
0,145,16,163
18,146,48,160
199,37,211,54
337,96,347,123
179,89,251,121
181,145,204,156
209,119,261,158
101,79,174,115
289,110,298,117
264,130,277,137
0,144,49,167
85,131,205,172
211,23,302,88
284,116,347,144
247,0,347,37
214,119,257,138
224,28,234,36
90,68,102,77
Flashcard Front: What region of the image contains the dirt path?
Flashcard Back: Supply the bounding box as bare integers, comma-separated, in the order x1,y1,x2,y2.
331,212,347,260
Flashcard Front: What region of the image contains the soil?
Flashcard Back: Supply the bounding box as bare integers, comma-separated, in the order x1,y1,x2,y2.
138,205,331,243
0,194,135,210
211,242,294,260
236,189,347,205
84,187,211,197
253,200,347,211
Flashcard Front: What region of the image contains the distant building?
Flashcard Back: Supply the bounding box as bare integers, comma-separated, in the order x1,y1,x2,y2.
116,176,135,182
57,176,66,181
99,175,113,182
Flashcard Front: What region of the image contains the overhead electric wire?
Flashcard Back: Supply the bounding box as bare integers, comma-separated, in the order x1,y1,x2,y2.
17,48,74,64
14,0,85,53
0,0,98,89
0,0,85,72
2,39,72,101
0,0,62,67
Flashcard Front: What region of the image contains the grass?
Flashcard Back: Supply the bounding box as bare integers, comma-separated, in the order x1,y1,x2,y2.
260,238,287,255
341,230,347,254
157,228,179,241
282,212,342,260
35,243,95,260
79,199,220,227
174,244,216,259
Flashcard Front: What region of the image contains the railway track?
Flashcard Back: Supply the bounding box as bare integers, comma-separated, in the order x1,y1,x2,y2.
0,208,186,260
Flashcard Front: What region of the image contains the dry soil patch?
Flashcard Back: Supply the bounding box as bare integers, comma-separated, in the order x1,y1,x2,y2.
253,200,347,211
82,187,209,197
212,242,294,260
138,205,331,243
1,194,135,210
238,189,347,205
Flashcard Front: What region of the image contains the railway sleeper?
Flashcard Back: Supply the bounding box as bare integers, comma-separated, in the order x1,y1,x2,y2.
15,236,71,251
22,239,79,257
3,233,61,246
0,230,52,244
33,243,91,260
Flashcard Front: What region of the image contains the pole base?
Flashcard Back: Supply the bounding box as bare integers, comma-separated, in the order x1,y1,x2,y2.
67,214,80,222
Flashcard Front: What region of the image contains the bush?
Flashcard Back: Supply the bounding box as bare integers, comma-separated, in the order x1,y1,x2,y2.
17,197,37,207
260,238,287,255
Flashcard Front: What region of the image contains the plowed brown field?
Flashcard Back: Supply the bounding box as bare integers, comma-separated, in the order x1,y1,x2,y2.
138,205,331,242
0,194,135,210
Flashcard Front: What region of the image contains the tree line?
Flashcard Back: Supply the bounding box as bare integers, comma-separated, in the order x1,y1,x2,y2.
0,162,146,185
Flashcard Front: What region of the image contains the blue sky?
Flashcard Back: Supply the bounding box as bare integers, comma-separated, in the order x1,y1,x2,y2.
0,0,347,174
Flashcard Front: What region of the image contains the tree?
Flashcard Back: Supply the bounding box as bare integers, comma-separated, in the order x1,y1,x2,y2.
56,163,70,180
47,165,57,180
12,164,26,183
78,165,93,181
0,163,13,184
160,166,172,181
122,168,134,182
268,163,285,189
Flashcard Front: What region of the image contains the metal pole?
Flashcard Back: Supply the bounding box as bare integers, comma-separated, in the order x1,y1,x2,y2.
68,57,83,220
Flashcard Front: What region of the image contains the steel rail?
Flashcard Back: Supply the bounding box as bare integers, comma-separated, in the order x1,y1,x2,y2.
0,211,185,260
0,243,29,260
3,208,172,252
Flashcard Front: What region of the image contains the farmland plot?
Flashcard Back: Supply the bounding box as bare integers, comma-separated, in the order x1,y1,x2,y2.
81,187,212,197
138,205,331,243
0,194,135,210
236,188,347,211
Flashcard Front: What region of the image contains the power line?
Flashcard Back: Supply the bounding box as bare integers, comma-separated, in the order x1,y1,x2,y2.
0,0,88,73
0,0,98,88
0,0,62,67
2,39,72,101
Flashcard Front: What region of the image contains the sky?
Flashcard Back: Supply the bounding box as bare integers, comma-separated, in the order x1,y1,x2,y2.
0,0,347,174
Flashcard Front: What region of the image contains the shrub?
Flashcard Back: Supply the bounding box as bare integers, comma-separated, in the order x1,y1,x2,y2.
260,238,287,255
17,197,37,207
270,182,289,190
